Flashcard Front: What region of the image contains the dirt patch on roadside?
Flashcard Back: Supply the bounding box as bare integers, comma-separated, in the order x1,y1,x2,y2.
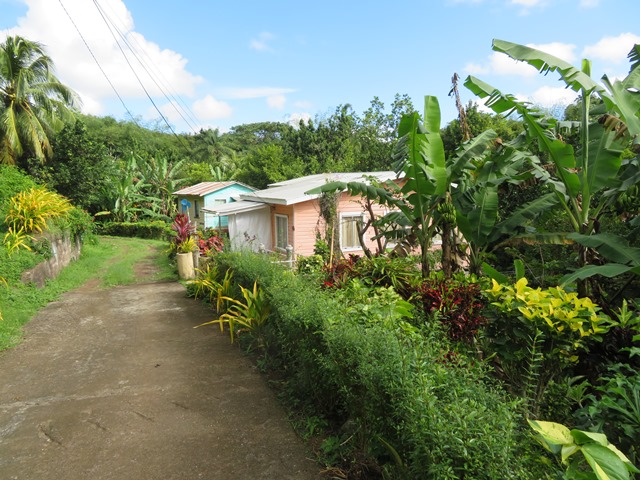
0,258,321,479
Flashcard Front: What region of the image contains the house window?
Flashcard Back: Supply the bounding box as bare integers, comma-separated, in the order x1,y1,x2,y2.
340,214,363,250
214,198,227,205
275,214,288,251
194,199,200,218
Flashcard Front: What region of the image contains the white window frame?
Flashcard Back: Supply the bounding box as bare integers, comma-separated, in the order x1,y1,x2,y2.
340,213,364,251
275,214,289,251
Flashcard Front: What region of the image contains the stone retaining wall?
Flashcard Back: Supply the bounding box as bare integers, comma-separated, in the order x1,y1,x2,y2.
21,234,82,288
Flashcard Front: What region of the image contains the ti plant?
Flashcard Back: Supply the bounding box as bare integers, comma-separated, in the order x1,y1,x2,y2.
199,281,270,344
171,213,196,252
528,419,639,480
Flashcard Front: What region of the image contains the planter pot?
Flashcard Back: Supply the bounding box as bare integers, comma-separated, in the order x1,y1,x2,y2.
177,252,195,280
192,250,200,270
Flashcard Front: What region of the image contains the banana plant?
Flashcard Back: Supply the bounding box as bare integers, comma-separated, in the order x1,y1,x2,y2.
465,39,640,295
308,96,447,278
452,140,558,274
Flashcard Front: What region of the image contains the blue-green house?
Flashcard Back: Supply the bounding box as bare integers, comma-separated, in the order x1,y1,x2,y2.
172,181,256,229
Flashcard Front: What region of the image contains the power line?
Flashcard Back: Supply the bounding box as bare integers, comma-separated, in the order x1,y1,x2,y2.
57,0,139,125
91,0,191,149
95,0,201,133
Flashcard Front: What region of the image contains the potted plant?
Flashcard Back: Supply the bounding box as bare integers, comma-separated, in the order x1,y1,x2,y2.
176,236,196,279
171,214,197,280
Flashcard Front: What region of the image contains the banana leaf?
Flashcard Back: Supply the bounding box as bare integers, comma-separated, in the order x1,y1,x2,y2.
567,233,640,266
561,264,640,286
465,75,581,197
583,122,624,193
492,39,606,96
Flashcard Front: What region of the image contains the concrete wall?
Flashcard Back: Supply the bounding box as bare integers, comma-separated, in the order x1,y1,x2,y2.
21,234,82,288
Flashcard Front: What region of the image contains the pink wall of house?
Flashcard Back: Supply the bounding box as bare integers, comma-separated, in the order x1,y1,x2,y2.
275,192,391,258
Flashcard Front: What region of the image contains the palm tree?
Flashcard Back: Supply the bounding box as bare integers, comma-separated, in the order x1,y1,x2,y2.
0,35,79,165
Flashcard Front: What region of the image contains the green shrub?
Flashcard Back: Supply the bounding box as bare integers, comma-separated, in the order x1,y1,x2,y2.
57,207,96,241
205,251,542,478
97,220,171,240
0,165,36,219
576,364,640,464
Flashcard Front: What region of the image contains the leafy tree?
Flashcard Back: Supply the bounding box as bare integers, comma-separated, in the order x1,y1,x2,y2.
80,114,185,161
0,35,79,165
356,94,416,170
235,143,303,189
47,119,114,213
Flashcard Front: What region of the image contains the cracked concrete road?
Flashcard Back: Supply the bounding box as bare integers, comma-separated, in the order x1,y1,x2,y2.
0,278,322,479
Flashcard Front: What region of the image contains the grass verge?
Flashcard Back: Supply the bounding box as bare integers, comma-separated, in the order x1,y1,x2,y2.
0,236,175,351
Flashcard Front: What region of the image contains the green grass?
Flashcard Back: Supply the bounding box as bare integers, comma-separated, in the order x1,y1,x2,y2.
0,236,176,351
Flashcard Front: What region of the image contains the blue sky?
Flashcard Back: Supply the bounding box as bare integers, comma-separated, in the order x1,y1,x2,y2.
1,0,638,134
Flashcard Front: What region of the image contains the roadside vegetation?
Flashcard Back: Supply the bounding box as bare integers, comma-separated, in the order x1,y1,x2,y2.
1,32,639,479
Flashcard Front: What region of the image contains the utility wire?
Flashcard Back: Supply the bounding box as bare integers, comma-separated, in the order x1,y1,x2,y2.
91,0,191,150
95,0,201,133
58,0,139,125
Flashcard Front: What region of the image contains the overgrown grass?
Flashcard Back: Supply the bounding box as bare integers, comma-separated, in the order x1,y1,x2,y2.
0,236,175,351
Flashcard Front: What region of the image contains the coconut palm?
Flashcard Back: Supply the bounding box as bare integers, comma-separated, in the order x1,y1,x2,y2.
0,35,79,165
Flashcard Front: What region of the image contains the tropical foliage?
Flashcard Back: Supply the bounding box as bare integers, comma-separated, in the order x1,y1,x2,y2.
465,39,640,297
0,36,79,165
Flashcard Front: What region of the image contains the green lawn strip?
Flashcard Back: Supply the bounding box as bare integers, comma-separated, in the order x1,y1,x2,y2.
0,236,175,351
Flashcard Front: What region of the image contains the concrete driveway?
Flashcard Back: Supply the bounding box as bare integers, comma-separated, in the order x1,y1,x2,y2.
0,278,321,479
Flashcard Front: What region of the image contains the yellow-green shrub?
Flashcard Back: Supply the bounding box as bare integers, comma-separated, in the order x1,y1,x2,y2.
3,226,33,255
5,186,73,234
486,278,610,352
483,278,612,415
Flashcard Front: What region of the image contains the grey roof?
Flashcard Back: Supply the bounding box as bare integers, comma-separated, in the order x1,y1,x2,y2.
201,200,269,216
238,171,398,206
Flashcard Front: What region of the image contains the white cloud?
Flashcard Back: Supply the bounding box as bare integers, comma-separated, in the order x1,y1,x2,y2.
528,42,577,63
192,95,232,120
286,112,312,128
76,90,104,115
526,86,578,108
583,33,640,64
488,52,539,76
0,0,202,115
250,31,274,52
219,87,296,100
267,94,286,110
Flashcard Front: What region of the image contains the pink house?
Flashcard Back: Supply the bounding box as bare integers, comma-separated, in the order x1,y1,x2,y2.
201,172,401,258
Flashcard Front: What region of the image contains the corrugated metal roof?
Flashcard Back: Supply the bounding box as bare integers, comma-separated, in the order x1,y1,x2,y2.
201,200,269,216
172,181,254,197
239,171,399,206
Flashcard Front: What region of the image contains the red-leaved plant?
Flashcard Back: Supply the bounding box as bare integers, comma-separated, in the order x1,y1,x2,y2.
418,276,486,342
171,213,195,248
198,236,224,255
